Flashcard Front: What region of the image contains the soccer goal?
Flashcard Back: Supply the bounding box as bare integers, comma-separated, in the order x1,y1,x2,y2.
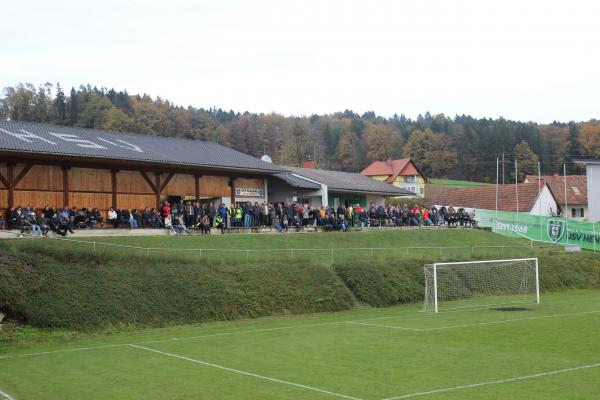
423,258,539,313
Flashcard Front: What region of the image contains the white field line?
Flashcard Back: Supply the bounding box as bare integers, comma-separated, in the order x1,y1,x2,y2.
381,361,600,400
129,344,364,400
2,310,600,360
350,310,600,332
345,321,424,332
0,321,350,360
0,390,16,400
0,344,126,360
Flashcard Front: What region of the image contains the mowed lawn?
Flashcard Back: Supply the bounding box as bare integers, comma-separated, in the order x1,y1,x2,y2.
13,229,544,264
2,290,600,400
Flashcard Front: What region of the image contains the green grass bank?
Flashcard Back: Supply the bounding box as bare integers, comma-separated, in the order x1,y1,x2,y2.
2,232,600,335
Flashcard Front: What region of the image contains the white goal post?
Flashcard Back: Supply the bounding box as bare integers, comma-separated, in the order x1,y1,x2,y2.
423,258,539,313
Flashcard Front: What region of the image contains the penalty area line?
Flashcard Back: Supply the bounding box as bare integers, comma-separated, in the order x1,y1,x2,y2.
381,361,600,399
128,344,364,400
0,390,16,400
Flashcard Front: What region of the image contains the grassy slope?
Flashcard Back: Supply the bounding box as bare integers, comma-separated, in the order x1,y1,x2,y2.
1,290,599,400
430,178,494,187
35,228,526,248
2,227,598,333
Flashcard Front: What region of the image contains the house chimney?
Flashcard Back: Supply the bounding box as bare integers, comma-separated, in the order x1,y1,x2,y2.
303,159,317,169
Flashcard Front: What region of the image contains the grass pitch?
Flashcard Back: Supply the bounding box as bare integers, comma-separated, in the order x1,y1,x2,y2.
2,289,600,400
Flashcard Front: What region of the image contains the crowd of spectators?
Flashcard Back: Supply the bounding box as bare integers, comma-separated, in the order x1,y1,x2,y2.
0,201,476,236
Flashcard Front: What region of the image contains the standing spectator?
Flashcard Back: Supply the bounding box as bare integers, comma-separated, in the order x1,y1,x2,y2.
161,201,171,222
108,207,118,228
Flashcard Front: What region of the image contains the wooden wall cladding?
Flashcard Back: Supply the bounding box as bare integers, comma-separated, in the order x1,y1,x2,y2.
117,171,154,194
200,176,230,197
14,190,64,208
117,194,156,211
0,189,7,210
70,168,112,192
235,178,264,190
162,173,195,196
15,164,63,191
70,193,112,210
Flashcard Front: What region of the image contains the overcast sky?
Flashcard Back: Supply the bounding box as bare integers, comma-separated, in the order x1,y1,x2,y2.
2,0,599,123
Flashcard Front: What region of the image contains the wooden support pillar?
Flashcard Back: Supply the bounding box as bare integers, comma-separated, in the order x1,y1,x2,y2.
229,178,236,205
154,172,161,210
6,163,14,209
62,166,70,207
6,163,33,209
195,175,201,202
111,170,119,208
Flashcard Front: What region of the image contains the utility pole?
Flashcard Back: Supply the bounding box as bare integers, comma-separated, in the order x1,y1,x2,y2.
501,152,505,185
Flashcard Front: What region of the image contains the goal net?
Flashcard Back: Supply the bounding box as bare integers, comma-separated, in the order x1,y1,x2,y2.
423,258,539,313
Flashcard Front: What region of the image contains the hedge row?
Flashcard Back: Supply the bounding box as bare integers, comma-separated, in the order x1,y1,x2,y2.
0,244,353,330
334,253,600,307
1,241,599,330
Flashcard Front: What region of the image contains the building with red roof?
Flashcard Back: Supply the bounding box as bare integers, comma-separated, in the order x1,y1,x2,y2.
361,158,428,197
524,174,588,220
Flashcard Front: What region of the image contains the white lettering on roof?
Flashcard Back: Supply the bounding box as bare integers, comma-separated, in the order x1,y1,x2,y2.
0,128,57,145
96,137,143,153
48,132,107,149
0,127,144,154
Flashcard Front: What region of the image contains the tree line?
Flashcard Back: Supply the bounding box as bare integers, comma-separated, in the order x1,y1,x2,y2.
1,82,599,181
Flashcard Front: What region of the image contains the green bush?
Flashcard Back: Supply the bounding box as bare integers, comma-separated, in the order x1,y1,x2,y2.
334,253,600,307
334,260,425,306
0,244,353,330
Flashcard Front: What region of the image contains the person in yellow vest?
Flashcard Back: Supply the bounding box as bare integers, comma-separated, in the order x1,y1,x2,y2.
347,204,354,227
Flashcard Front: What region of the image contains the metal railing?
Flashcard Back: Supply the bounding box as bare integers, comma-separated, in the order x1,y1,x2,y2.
3,231,557,264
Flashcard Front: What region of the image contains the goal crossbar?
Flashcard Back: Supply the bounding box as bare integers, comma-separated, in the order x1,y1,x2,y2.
424,258,540,313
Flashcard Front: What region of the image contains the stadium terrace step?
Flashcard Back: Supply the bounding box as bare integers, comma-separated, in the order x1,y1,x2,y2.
0,225,454,239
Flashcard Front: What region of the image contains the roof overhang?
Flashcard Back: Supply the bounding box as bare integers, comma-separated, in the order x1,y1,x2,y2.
0,150,286,177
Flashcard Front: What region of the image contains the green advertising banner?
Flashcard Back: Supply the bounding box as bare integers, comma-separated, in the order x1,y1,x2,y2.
476,209,599,251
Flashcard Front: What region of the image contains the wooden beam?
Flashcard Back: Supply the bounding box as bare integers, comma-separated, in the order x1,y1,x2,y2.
13,163,34,188
159,172,175,193
111,170,118,208
7,164,14,209
229,178,236,204
195,175,201,202
140,171,157,193
153,172,160,210
0,169,8,189
62,166,70,206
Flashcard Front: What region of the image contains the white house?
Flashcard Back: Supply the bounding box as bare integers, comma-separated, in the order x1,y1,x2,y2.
575,159,600,222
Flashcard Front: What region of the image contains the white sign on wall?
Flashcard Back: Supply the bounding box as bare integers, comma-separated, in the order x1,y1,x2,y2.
235,188,264,197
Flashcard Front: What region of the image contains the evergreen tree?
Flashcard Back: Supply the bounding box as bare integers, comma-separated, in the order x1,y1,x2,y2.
68,87,79,125
53,83,67,124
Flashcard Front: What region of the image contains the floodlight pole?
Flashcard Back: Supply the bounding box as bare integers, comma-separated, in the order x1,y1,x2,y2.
433,263,439,313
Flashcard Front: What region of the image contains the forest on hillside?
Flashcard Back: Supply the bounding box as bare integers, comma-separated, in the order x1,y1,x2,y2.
1,83,599,181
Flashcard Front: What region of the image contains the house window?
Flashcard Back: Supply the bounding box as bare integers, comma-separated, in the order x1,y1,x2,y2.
405,175,416,183
571,208,584,218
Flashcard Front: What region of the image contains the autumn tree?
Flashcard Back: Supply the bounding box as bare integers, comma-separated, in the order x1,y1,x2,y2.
512,140,539,181
579,121,600,158
364,122,403,163
403,129,457,178
335,132,363,171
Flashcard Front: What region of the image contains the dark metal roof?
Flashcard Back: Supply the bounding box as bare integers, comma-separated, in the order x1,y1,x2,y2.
0,121,285,173
574,159,600,165
272,172,322,189
284,166,414,196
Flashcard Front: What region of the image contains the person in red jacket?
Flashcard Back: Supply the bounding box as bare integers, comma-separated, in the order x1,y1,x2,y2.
161,201,171,223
